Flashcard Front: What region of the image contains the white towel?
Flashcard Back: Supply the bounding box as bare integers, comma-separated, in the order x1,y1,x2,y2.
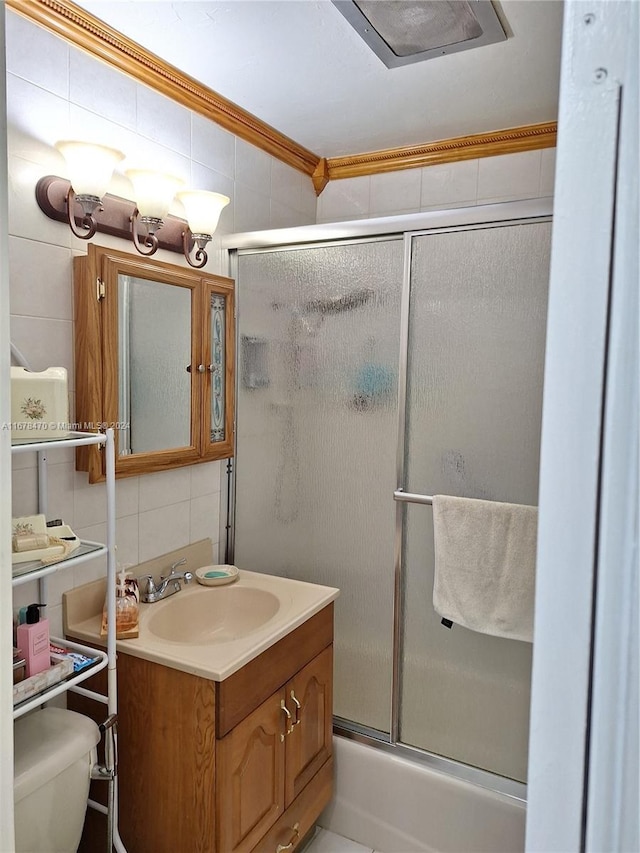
432,495,537,643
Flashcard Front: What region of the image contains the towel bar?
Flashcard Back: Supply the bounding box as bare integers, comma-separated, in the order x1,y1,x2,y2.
393,490,433,505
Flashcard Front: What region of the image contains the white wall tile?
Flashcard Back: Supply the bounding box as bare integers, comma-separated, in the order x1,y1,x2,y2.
234,183,271,232
6,12,69,99
7,75,70,163
136,84,191,156
8,156,71,248
9,316,74,388
192,114,235,179
115,476,139,519
270,199,303,229
300,179,319,223
370,170,421,216
73,474,106,529
67,104,137,168
9,237,73,321
138,467,192,513
11,451,37,472
69,47,137,130
235,139,272,195
47,461,76,527
11,466,38,517
115,514,139,568
190,492,221,547
476,150,542,203
539,148,557,197
190,461,221,498
138,501,191,562
316,176,370,222
271,158,303,210
420,159,478,209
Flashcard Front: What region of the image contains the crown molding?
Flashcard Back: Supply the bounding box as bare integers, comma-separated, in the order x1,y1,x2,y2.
6,0,321,177
8,0,557,196
323,122,557,184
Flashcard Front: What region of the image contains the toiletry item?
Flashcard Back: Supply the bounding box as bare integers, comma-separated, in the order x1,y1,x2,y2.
10,366,69,439
16,604,50,678
101,565,139,639
12,532,50,552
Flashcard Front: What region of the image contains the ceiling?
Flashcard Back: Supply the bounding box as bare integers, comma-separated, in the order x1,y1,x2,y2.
73,0,564,159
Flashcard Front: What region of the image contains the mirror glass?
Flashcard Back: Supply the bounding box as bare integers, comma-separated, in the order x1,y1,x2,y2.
117,274,192,455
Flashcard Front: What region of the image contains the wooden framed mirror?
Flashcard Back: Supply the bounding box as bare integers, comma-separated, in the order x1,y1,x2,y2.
74,244,235,482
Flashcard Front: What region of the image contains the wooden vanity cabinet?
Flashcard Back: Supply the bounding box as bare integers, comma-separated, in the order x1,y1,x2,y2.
217,645,333,853
70,603,334,853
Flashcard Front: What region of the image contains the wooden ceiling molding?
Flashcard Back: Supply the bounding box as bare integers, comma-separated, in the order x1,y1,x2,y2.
8,0,557,196
323,122,558,184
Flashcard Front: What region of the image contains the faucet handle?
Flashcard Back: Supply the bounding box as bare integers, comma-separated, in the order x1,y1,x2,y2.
183,571,194,585
170,557,187,573
140,575,157,595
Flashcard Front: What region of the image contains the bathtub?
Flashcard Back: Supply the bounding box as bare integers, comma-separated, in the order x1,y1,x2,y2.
319,736,526,853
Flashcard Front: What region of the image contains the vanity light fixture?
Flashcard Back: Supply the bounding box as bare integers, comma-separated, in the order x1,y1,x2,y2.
176,190,230,268
54,140,125,239
126,169,185,257
36,141,231,269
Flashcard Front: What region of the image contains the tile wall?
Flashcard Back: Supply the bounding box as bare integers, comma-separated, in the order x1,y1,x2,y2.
6,10,317,633
316,148,556,222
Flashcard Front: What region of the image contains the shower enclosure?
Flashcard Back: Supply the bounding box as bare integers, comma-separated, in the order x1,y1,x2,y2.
227,201,552,791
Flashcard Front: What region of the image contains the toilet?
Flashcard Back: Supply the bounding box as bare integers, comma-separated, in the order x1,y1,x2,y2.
14,707,101,853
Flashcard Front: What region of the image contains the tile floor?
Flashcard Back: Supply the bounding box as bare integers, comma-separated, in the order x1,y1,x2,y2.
304,828,381,853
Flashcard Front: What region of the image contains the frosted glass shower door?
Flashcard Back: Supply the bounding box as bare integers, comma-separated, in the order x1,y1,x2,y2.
400,221,551,781
235,240,404,733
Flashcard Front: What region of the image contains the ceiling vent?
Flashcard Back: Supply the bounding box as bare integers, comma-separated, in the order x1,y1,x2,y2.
332,0,507,68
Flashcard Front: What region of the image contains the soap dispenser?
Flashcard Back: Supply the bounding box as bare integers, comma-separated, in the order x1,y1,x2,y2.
16,603,50,677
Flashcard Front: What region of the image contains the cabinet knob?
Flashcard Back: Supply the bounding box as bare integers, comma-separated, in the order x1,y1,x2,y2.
197,364,206,373
276,823,299,853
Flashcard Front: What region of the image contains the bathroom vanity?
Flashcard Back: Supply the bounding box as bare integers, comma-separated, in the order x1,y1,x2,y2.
64,548,338,853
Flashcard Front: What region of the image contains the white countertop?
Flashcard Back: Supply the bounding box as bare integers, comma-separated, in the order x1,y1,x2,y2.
65,569,339,682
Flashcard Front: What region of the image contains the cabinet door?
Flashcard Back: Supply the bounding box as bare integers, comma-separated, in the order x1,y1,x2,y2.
217,689,287,853
285,646,333,805
201,276,235,461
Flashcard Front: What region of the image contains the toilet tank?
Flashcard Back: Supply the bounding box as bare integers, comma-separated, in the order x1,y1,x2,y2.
14,707,101,853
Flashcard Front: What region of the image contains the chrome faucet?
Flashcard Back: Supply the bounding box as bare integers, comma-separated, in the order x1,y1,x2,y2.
139,558,193,603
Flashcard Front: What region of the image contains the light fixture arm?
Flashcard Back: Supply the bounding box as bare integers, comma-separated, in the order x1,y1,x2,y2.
65,186,99,240
130,209,160,257
182,229,210,269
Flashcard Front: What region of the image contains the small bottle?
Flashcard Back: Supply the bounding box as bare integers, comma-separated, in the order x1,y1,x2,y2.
16,603,50,678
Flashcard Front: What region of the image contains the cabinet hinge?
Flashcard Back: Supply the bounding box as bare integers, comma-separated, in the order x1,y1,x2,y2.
97,278,106,301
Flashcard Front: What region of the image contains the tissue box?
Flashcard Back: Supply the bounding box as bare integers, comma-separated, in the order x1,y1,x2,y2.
10,367,69,440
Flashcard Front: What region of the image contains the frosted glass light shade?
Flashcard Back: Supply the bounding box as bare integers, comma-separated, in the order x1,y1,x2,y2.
126,170,184,220
55,140,124,199
177,190,230,236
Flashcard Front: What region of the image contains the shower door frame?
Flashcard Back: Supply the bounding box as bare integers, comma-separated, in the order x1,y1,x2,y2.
224,198,553,802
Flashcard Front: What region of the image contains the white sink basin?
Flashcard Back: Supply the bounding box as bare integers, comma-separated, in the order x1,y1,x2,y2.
64,567,339,681
146,585,280,644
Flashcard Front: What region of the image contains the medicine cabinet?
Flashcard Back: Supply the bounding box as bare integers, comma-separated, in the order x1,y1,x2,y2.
74,244,235,483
